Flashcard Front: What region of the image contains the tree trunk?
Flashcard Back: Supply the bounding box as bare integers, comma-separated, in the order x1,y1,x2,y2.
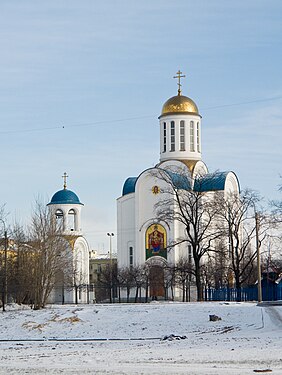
134,286,139,303
235,272,242,302
126,287,130,303
195,259,202,301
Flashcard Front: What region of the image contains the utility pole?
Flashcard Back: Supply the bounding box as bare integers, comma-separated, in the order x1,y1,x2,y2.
255,212,262,303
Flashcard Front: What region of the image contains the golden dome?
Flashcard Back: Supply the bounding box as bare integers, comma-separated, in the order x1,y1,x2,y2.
160,94,199,117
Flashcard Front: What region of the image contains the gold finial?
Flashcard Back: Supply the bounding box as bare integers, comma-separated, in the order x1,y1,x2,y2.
173,70,186,96
62,172,69,190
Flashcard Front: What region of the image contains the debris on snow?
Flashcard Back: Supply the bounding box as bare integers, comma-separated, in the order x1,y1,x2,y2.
162,334,187,341
209,314,222,321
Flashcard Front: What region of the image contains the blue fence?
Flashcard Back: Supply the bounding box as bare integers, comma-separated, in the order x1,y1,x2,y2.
205,285,282,302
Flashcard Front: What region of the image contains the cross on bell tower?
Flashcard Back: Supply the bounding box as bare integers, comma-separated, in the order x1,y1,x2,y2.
173,70,186,96
62,172,69,190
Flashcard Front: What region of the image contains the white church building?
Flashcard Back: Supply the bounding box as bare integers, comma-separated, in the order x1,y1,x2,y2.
47,175,90,304
117,72,240,300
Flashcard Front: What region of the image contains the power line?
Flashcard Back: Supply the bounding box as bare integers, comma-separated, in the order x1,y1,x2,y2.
202,95,282,110
0,95,281,135
0,115,154,135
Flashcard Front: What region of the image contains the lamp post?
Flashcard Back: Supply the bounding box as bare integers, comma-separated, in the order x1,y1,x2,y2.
255,212,262,303
0,219,8,312
107,233,114,302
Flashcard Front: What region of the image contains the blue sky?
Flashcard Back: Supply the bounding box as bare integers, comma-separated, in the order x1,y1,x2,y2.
0,1,281,251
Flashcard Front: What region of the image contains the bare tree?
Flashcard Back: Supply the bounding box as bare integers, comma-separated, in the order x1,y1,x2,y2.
174,257,193,302
130,265,144,303
118,266,134,303
0,205,9,310
270,179,282,246
215,189,271,299
163,263,177,301
96,262,118,303
27,201,72,309
152,167,224,301
8,223,33,304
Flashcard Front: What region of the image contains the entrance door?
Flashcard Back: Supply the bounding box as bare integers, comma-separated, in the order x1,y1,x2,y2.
149,265,165,298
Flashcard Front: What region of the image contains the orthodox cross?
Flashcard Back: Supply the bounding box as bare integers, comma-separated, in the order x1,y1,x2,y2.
173,70,186,95
62,172,69,190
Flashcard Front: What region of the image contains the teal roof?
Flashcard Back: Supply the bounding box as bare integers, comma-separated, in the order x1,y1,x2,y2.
122,170,235,196
122,171,191,196
194,172,229,192
47,189,83,205
165,170,191,190
122,177,137,196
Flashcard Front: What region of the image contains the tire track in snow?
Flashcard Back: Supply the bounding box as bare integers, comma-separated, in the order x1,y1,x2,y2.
264,306,282,328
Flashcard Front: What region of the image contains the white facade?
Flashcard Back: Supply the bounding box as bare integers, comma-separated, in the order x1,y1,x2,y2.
117,80,240,301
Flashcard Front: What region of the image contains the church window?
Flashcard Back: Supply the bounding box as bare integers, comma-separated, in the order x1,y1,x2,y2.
67,209,76,231
55,209,64,229
170,121,175,151
163,122,166,152
197,122,200,152
190,121,195,152
180,120,185,151
55,209,63,219
129,246,133,267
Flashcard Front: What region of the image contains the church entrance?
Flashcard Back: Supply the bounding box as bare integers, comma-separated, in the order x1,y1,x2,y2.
149,265,165,299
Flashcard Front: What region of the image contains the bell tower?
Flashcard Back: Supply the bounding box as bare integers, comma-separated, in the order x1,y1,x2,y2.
47,172,84,235
158,71,202,164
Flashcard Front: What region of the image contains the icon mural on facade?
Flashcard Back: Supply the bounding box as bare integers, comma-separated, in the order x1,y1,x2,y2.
152,185,160,194
145,224,167,260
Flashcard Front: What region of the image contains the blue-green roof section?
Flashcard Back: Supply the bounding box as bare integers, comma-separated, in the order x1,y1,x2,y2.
121,171,234,196
194,172,229,192
165,170,191,190
48,189,83,205
122,177,138,196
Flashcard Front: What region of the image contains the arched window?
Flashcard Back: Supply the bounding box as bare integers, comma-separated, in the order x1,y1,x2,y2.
197,122,200,152
170,121,175,151
129,246,134,267
190,121,195,152
180,120,185,151
67,209,76,231
163,122,166,152
55,209,64,229
55,209,63,219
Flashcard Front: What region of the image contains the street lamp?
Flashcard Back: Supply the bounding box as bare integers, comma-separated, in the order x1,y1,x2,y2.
107,233,114,302
0,219,8,312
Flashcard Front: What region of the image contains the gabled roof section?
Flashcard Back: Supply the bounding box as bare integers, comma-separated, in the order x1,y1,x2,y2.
121,170,233,196
194,172,229,192
122,177,138,196
164,170,191,190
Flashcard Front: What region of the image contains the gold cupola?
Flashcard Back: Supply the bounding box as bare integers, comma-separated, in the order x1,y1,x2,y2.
160,95,199,117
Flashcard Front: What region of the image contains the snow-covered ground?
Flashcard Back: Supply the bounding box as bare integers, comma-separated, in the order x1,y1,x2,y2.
0,302,281,374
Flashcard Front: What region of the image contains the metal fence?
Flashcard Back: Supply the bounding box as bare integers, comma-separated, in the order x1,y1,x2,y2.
205,285,282,302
